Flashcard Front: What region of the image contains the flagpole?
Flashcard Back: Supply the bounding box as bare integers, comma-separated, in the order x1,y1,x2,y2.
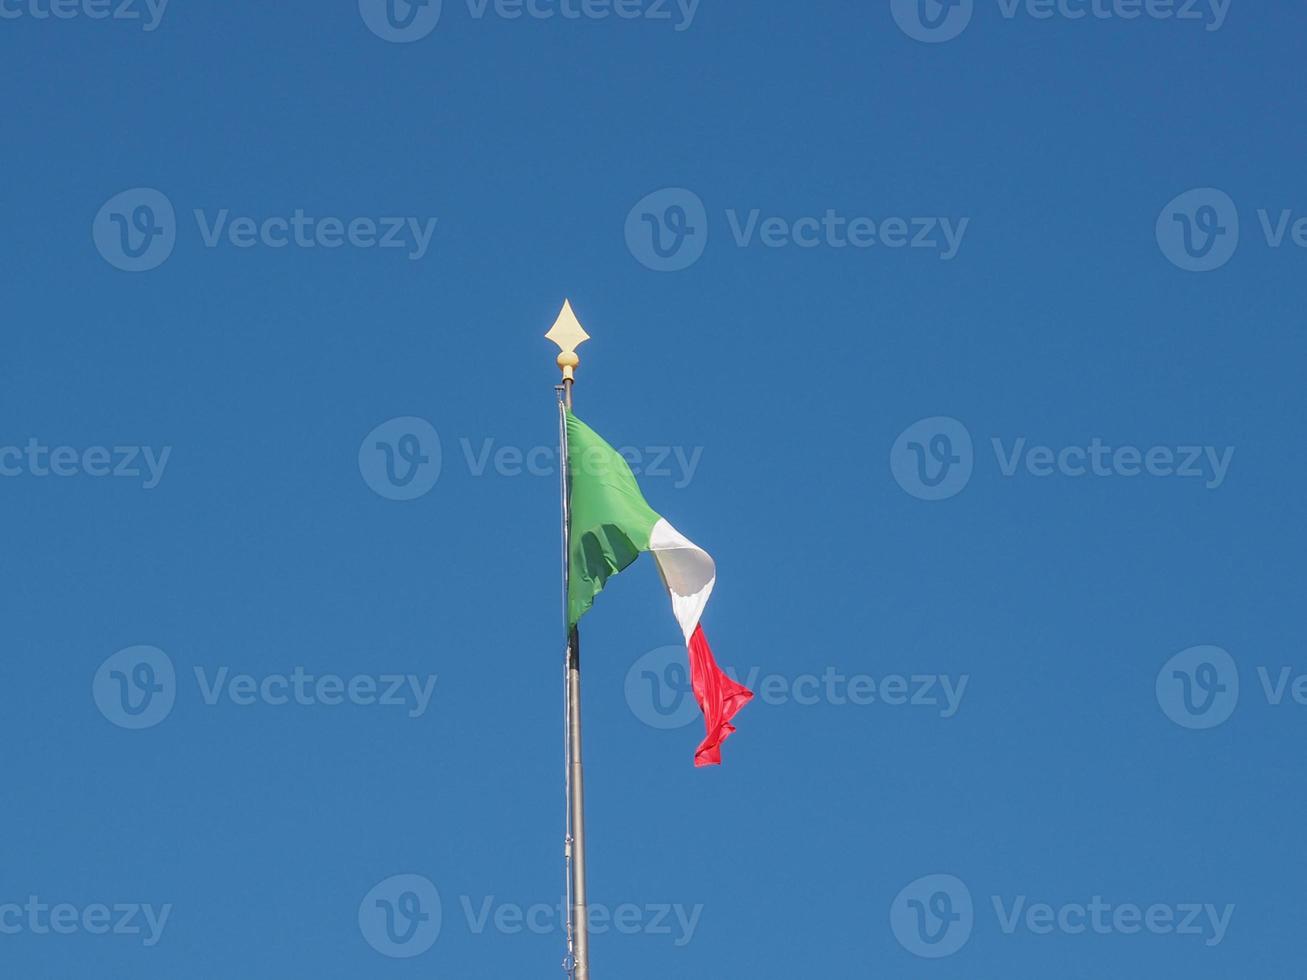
547,301,591,980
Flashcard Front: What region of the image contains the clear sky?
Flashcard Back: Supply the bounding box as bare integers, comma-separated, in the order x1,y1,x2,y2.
2,1,1305,977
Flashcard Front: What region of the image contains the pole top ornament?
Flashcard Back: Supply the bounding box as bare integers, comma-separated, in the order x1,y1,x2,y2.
545,299,590,383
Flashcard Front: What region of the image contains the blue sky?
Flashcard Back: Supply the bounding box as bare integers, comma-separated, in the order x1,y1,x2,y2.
2,1,1305,977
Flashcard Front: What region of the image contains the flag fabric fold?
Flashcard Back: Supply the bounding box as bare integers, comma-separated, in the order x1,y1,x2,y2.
565,409,752,766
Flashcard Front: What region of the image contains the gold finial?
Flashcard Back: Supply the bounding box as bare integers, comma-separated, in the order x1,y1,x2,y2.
545,299,590,383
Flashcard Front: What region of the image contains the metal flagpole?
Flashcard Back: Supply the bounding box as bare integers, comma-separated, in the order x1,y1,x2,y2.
547,300,591,980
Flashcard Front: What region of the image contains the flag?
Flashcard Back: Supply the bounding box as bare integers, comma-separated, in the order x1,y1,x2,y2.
566,409,752,766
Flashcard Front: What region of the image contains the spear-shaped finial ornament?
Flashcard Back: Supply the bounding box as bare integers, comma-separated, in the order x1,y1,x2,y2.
545,299,590,386
548,296,591,979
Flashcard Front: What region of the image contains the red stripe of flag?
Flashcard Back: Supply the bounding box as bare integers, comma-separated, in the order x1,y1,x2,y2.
688,625,753,767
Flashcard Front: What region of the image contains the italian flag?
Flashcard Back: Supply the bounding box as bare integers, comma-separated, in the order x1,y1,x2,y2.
566,409,752,767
